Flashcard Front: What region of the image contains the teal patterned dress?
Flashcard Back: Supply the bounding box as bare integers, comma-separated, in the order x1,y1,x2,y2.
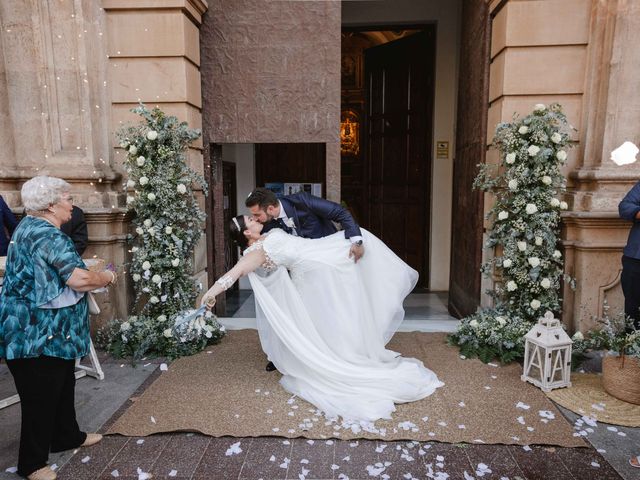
0,216,89,360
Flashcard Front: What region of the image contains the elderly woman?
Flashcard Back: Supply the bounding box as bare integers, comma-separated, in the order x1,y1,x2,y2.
0,176,116,480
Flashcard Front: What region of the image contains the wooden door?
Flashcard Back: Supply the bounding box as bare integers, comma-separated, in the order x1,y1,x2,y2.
448,0,490,318
364,29,435,289
222,161,238,292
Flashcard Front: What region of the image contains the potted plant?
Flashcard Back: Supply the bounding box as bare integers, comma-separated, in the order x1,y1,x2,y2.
577,311,640,404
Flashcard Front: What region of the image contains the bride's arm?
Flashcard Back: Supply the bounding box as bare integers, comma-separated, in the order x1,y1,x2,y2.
201,248,266,307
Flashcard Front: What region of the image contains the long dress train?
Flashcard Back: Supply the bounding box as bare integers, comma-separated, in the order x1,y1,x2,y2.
248,228,443,423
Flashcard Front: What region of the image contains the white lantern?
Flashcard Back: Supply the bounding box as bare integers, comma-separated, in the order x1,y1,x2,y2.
521,311,572,392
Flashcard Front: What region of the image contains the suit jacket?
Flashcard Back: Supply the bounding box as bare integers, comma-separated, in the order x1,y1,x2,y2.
0,195,18,256
61,206,88,256
262,192,361,240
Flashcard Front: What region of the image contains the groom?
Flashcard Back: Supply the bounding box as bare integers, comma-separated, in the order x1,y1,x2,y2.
245,187,365,370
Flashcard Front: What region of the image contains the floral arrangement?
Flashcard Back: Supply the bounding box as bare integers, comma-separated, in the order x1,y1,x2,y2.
97,104,225,359
448,103,575,363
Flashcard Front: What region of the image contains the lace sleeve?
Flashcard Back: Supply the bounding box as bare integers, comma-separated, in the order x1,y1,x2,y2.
244,239,278,272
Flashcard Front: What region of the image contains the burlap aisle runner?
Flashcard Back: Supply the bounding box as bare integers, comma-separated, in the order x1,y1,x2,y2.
108,331,585,447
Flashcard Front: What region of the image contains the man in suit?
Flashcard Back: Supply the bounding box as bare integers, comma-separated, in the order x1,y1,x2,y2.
0,195,18,257
246,187,365,371
246,187,365,260
61,205,88,256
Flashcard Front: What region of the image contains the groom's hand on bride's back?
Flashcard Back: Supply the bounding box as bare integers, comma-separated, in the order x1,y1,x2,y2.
349,243,365,262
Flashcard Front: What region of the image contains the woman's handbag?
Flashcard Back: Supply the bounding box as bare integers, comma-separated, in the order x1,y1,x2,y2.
87,292,100,315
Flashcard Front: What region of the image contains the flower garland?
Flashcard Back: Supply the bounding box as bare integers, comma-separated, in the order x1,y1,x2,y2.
98,104,225,359
448,103,575,363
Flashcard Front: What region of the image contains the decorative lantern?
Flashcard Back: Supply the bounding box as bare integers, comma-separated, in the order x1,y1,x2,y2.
521,311,572,392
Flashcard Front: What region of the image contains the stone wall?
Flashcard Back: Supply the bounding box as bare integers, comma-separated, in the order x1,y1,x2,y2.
487,0,640,331
0,0,210,329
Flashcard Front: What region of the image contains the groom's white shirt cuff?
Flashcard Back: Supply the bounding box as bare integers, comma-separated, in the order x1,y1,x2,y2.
350,235,363,244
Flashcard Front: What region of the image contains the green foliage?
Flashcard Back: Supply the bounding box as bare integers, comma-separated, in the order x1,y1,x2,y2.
98,104,225,360
449,103,575,363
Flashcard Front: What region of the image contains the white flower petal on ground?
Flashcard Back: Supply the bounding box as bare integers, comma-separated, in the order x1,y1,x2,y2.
110,470,119,477
523,446,532,452
136,439,144,445
225,441,242,456
516,402,530,410
81,456,91,463
160,363,168,371
137,467,152,480
168,470,178,477
150,416,156,424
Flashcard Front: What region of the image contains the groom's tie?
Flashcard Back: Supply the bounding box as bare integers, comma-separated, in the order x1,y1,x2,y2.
276,218,293,235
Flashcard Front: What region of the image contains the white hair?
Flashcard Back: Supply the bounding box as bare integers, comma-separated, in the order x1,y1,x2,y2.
21,176,71,211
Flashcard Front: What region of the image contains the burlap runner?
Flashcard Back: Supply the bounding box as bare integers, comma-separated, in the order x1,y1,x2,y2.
108,331,584,447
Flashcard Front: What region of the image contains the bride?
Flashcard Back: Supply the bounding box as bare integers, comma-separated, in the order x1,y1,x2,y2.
202,215,443,423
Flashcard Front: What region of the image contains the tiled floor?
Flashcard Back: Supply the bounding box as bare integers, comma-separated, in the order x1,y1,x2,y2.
224,291,461,333
55,434,622,480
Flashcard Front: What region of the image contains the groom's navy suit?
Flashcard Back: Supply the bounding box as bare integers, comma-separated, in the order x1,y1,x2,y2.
262,192,361,240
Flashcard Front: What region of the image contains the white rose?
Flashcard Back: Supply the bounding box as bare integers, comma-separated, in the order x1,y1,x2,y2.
572,331,584,341
142,261,151,270
131,246,139,253
550,198,561,207
137,156,146,166
163,328,173,338
172,258,180,267
132,273,141,282
534,104,546,112
177,184,187,194
518,126,529,134
541,176,552,185
147,130,158,140
147,227,156,236
126,179,136,188
517,241,527,252
508,179,518,190
556,150,567,161
551,132,562,144
120,321,131,332
165,226,173,234
143,219,152,228
120,142,129,149
525,203,538,214
469,319,479,328
157,315,167,322
560,201,568,210
528,257,541,268
150,296,160,304
553,250,562,258
152,274,162,284
147,193,156,201
502,258,512,268
127,195,134,204
135,226,144,235
128,145,138,155
530,299,541,310
139,176,149,185
498,211,509,220
496,316,507,327
541,278,551,289
507,281,518,291
506,153,516,164
535,236,543,246
528,145,540,156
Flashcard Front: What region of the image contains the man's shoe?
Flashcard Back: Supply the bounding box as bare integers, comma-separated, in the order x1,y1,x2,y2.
265,361,277,372
27,466,57,480
81,433,103,447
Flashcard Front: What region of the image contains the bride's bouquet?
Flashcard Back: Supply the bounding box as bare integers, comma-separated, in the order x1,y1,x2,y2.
171,306,223,344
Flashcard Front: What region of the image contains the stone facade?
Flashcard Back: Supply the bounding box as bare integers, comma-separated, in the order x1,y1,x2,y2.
0,0,638,333
487,0,640,331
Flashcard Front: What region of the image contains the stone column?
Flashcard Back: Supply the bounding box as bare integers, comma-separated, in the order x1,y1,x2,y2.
485,0,591,315
103,0,210,316
563,0,640,331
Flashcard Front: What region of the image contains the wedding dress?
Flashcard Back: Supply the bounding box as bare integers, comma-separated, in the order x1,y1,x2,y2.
245,228,443,423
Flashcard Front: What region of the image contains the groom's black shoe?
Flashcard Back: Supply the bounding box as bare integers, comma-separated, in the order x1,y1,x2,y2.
265,361,277,372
